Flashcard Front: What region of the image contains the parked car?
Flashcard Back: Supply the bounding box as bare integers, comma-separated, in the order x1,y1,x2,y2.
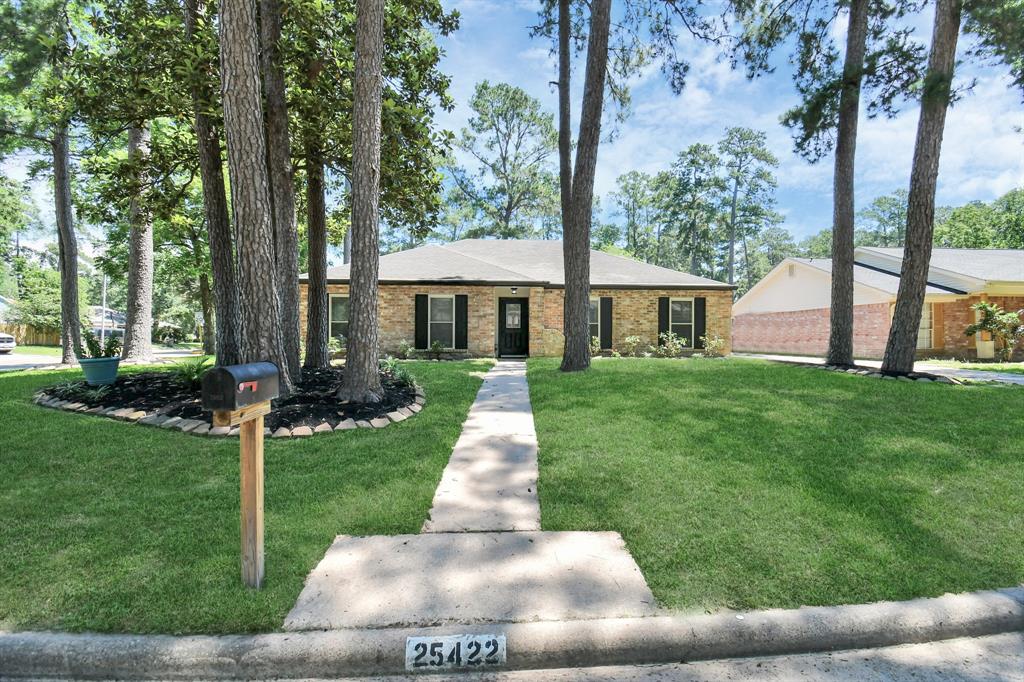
0,333,16,354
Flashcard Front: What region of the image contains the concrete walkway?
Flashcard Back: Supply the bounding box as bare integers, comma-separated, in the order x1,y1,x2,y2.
285,360,656,630
737,352,1024,385
423,360,540,532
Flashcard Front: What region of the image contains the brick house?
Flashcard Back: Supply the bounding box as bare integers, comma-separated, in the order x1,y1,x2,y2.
733,247,1024,360
299,239,735,358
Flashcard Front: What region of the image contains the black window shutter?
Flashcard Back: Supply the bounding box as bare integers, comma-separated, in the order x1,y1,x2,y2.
657,297,669,344
600,297,613,350
414,294,428,349
455,294,469,350
694,297,707,349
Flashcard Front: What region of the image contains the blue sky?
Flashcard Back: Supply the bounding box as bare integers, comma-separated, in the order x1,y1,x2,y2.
436,0,1024,240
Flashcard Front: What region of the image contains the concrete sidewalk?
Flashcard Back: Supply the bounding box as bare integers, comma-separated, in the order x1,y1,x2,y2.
736,352,1024,385
423,360,540,533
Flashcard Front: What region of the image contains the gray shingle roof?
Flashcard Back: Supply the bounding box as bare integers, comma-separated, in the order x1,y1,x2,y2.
794,258,949,295
860,247,1024,282
313,239,733,289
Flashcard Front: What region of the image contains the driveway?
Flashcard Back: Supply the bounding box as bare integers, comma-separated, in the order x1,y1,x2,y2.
736,352,1024,386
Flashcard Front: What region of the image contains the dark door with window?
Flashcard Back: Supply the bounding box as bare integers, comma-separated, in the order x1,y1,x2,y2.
498,297,529,356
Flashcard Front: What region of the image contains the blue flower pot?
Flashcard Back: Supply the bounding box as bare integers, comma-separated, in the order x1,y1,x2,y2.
79,356,122,386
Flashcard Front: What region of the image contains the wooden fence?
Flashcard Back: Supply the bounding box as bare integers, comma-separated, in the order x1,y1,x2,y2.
0,323,61,346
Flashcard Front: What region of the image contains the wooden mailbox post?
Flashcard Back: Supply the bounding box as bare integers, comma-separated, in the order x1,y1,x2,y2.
201,362,279,589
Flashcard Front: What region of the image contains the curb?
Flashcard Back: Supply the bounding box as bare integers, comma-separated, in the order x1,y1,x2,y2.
1,587,1022,679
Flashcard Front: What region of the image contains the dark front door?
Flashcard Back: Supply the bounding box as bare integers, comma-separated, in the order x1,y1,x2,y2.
498,297,529,357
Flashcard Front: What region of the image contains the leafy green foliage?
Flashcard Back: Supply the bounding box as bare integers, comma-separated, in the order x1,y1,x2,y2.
76,328,121,358
171,355,212,389
649,331,688,358
965,301,1024,361
697,333,727,358
444,80,560,240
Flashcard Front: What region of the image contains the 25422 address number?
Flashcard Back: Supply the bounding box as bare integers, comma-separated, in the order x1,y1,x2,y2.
405,634,506,671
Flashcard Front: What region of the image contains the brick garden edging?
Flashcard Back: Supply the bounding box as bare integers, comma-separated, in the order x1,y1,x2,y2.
31,385,426,439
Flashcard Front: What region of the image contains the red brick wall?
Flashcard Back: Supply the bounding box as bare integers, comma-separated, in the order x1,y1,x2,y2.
732,303,891,359
937,296,1024,360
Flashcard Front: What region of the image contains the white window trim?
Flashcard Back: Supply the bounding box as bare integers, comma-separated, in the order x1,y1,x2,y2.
917,302,934,350
428,294,456,350
328,294,349,339
589,297,600,341
669,297,695,349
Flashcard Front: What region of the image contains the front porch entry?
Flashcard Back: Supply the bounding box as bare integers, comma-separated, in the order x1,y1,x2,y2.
498,297,529,357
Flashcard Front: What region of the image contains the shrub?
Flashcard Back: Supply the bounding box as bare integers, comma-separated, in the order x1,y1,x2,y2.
396,339,416,359
428,339,445,361
76,329,121,359
618,335,643,357
172,355,213,389
590,335,601,356
698,334,726,358
649,331,687,358
328,335,346,355
965,302,1024,361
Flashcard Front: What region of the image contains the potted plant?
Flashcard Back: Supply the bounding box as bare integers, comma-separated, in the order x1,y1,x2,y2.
965,302,1023,361
76,329,122,385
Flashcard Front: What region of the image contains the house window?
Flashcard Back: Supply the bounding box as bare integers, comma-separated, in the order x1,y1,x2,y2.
588,298,599,341
917,303,933,349
429,295,455,348
329,295,349,343
670,298,694,347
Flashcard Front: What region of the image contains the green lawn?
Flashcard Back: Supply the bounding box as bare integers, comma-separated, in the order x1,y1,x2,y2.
0,360,489,634
10,344,63,356
922,358,1024,376
528,357,1024,613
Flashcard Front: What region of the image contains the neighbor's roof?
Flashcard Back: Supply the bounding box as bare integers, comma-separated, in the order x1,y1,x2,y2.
794,258,949,295
859,247,1024,283
310,239,733,289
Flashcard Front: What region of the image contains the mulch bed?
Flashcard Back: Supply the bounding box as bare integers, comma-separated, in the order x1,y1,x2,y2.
44,366,416,431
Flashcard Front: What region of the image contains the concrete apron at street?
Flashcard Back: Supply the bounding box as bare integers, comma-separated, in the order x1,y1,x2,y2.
2,588,1022,679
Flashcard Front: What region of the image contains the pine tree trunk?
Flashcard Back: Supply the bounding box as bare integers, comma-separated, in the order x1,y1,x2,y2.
122,123,155,362
557,0,572,226
827,0,869,367
259,0,301,380
220,0,292,391
338,0,385,402
560,0,611,373
727,179,739,285
304,137,330,368
52,125,81,365
199,272,215,355
882,0,962,374
185,0,241,366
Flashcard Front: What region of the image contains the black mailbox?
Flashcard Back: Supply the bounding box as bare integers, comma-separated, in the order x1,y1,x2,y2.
201,362,280,412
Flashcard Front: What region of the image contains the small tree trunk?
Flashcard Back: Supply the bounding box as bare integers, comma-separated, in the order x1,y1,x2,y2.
220,0,292,392
827,0,869,367
52,124,81,365
338,0,385,402
122,123,155,362
882,0,962,374
185,0,241,366
259,0,301,380
560,0,611,373
199,272,215,355
304,137,330,368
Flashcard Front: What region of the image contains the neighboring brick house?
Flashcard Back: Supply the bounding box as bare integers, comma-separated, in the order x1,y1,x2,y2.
733,247,1024,360
299,239,735,358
